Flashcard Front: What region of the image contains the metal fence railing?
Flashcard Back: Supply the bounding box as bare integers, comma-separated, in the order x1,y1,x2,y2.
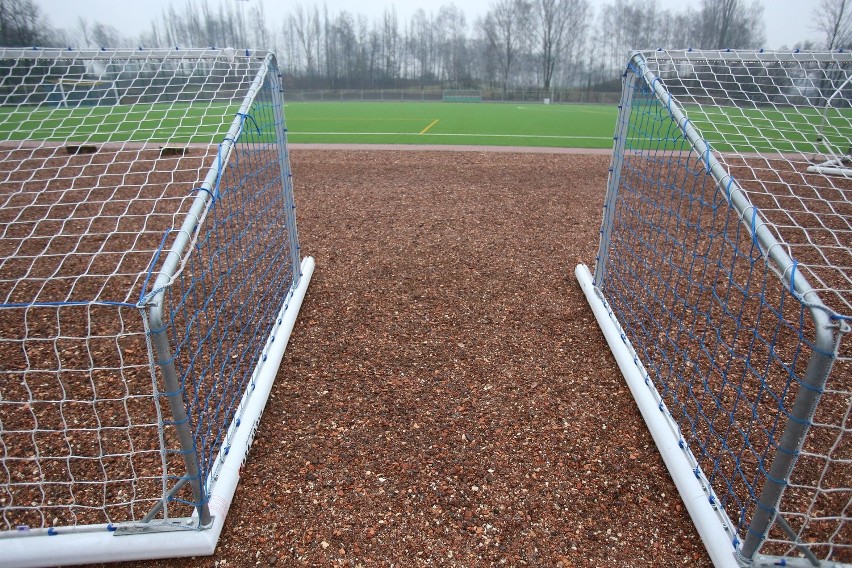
284,88,622,105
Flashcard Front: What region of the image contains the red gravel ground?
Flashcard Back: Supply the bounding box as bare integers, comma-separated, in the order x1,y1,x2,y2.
90,149,710,567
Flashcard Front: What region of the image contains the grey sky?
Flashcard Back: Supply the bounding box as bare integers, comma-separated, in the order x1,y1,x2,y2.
34,0,822,50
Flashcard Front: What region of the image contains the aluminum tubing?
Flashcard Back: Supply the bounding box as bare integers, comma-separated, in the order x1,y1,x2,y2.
204,255,315,541
575,263,739,568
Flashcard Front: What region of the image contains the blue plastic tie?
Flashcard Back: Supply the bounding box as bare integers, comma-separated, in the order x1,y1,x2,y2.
236,112,261,135
751,207,760,249
789,260,798,294
212,142,226,199
139,229,174,304
191,186,217,201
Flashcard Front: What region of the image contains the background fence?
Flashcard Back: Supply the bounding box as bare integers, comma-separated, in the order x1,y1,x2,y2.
283,88,622,104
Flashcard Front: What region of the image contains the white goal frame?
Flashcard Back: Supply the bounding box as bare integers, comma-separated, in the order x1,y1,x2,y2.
578,50,850,567
0,48,313,567
53,78,121,108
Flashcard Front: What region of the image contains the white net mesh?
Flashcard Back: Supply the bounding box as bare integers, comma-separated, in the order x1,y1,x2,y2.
644,51,851,320
596,50,851,565
0,48,288,535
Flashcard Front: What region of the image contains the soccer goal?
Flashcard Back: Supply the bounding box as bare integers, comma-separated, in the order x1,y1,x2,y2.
442,89,482,102
49,79,121,108
0,48,314,567
808,68,852,177
576,50,850,567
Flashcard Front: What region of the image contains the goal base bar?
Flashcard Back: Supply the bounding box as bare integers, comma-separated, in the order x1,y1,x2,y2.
806,164,852,178
1,257,315,568
575,263,739,568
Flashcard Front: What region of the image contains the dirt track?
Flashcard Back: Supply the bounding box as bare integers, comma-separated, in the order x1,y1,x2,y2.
96,148,709,567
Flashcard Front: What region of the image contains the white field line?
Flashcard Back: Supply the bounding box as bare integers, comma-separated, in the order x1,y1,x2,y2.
294,131,612,140
514,105,614,114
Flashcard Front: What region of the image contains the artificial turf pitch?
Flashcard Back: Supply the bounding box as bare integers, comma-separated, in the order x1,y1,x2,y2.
0,99,840,152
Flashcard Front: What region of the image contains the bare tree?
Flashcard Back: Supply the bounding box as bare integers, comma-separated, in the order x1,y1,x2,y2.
0,0,53,46
250,1,271,48
814,0,852,49
435,5,470,87
534,0,589,91
380,7,401,82
589,0,630,81
76,16,90,47
143,0,276,50
290,4,322,77
408,9,435,83
90,22,126,47
696,0,764,49
129,0,813,93
482,0,532,94
663,8,697,49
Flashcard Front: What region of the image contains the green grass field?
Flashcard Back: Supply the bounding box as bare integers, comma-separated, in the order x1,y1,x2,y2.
0,101,619,148
283,102,617,148
0,99,846,153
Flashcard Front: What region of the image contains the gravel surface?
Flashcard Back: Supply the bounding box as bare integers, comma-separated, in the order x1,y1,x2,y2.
88,148,709,567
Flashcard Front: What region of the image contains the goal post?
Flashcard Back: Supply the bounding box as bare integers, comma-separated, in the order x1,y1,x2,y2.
0,48,313,566
578,50,850,567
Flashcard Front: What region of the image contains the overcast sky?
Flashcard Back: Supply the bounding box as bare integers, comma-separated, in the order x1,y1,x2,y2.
34,0,823,50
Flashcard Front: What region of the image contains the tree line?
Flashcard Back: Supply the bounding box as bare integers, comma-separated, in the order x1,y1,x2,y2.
1,0,850,92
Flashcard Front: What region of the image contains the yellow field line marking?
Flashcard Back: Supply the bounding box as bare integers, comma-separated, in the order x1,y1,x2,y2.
419,119,439,135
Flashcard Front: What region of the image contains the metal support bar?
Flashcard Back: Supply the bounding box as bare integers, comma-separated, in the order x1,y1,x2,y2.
738,313,837,562
146,314,212,527
772,514,821,567
594,58,639,286
141,477,190,523
269,57,302,287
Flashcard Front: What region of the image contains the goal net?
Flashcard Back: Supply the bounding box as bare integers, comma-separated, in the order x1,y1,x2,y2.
577,50,850,567
0,48,313,566
442,89,482,102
